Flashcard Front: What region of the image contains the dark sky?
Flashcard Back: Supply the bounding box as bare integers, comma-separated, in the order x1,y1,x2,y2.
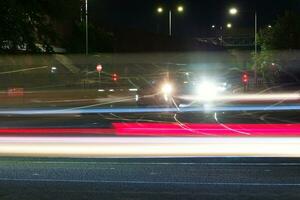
89,0,300,37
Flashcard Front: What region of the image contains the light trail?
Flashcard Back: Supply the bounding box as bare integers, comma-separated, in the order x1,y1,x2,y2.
1,137,300,158
0,104,300,115
0,128,114,135
114,123,300,137
0,123,300,137
180,93,300,102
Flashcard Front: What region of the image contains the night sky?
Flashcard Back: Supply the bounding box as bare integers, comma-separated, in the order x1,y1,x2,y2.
89,0,300,37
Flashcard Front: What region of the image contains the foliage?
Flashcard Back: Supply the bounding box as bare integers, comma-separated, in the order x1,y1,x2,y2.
254,11,300,82
65,22,114,53
258,11,300,50
0,0,80,53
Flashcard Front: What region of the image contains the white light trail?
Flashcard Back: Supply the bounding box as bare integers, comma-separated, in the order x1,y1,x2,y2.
1,137,300,158
180,93,300,102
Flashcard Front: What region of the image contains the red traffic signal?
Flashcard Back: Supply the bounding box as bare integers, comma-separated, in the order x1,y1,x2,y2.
112,73,118,81
242,73,249,84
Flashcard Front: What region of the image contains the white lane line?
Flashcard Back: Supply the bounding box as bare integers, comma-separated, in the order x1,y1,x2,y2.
0,178,300,186
22,161,300,166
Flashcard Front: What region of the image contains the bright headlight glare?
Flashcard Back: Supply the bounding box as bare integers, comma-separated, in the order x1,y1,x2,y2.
161,83,173,95
196,82,218,100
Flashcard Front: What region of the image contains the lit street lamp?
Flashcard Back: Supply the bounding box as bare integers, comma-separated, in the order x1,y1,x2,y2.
157,7,163,13
157,5,184,36
226,23,232,28
96,64,103,89
177,6,184,13
229,8,238,15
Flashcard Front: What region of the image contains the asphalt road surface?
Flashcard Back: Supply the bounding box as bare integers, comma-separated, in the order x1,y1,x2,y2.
0,97,300,199
0,109,299,129
1,157,300,200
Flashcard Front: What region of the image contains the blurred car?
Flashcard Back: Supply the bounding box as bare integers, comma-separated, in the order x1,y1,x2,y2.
136,73,232,107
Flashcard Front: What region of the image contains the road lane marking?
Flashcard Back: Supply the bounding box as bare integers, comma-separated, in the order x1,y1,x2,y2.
0,178,300,186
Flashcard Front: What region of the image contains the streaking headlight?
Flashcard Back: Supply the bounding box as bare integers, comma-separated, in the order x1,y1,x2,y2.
161,83,173,95
135,94,139,102
196,82,219,101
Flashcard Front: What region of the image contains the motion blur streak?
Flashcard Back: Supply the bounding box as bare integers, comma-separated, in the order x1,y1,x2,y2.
181,93,300,102
114,123,300,137
1,104,300,115
0,128,114,135
1,137,300,158
1,123,300,137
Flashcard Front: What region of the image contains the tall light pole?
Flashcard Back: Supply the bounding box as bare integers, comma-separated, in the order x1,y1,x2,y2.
229,7,258,85
157,5,184,36
169,10,172,36
254,12,257,55
96,64,103,89
85,0,89,55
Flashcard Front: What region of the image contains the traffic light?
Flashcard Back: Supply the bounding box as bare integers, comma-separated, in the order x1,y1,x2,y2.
112,73,118,82
242,73,249,84
242,72,249,92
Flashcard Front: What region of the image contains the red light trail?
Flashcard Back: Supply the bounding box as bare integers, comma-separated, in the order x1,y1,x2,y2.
0,123,300,137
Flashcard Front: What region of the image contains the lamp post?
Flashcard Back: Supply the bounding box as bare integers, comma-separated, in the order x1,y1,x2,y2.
85,0,89,55
157,5,184,36
96,64,103,89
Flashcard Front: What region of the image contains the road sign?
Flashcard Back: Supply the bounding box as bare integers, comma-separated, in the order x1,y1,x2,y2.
96,64,103,72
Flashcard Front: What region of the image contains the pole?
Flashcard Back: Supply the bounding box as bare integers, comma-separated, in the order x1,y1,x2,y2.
220,26,223,46
169,10,172,36
254,11,258,86
85,0,88,55
254,12,257,55
98,72,101,89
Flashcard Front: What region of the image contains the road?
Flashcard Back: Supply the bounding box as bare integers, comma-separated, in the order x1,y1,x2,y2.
0,94,300,198
1,157,300,199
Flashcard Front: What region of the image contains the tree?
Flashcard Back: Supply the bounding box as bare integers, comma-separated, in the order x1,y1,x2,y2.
259,11,300,50
65,22,114,53
254,11,300,83
0,0,80,53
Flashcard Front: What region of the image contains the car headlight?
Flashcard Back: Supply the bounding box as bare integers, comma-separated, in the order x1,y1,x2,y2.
161,83,173,95
196,82,218,100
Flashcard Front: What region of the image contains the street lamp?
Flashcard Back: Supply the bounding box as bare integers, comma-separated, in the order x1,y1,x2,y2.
226,23,232,28
157,7,163,13
96,64,103,89
229,8,238,15
177,5,184,13
157,5,184,36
